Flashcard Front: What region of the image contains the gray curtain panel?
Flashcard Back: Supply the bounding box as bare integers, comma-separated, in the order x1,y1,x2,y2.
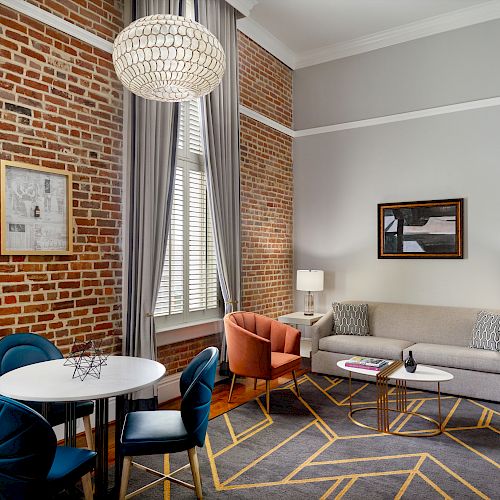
122,0,181,398
198,0,241,368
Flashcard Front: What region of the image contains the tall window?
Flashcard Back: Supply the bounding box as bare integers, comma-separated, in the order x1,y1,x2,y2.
154,99,219,327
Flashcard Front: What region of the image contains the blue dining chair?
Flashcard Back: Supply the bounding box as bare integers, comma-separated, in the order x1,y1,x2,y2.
0,395,96,499
118,346,219,500
0,333,94,449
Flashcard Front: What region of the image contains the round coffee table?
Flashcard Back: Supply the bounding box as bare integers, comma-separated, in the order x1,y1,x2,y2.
337,359,453,437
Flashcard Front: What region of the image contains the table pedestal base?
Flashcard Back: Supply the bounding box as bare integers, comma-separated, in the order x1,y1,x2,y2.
347,362,443,437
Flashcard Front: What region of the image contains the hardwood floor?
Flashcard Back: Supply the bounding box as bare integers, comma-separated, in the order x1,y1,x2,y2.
75,364,309,463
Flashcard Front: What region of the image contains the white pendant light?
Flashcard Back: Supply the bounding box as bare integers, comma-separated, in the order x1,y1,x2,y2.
112,14,225,102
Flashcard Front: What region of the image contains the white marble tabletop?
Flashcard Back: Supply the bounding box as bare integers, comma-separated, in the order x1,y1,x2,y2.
0,355,166,402
337,359,453,383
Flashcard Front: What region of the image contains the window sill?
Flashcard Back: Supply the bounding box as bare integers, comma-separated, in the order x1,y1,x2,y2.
156,318,223,347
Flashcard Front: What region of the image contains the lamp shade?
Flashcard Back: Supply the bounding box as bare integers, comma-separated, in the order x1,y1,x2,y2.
112,14,225,102
296,270,324,292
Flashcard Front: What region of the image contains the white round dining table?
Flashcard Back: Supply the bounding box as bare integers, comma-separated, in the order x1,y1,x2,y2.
0,355,166,499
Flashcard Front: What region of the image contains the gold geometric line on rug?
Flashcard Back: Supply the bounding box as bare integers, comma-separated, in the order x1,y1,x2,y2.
426,453,490,499
282,431,336,482
333,476,357,499
477,407,488,427
468,398,500,416
218,469,415,491
394,454,427,500
223,413,237,444
309,453,425,467
214,397,273,458
296,394,339,439
441,397,462,429
414,470,452,499
319,477,343,499
393,399,427,433
444,431,500,469
338,383,370,406
220,420,321,487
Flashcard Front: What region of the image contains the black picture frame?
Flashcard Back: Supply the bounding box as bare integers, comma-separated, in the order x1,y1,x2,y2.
378,198,464,259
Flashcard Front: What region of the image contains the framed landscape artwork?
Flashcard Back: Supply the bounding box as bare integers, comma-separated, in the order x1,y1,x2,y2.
0,160,73,255
378,198,464,259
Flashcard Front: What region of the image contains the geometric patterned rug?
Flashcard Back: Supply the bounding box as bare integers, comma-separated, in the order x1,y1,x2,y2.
129,373,500,499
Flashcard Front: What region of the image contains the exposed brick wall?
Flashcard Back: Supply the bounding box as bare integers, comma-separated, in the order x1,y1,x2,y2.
26,0,123,42
238,32,294,318
0,4,123,354
238,32,292,127
157,333,222,377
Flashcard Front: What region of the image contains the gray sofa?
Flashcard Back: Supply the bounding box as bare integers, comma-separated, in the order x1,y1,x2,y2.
311,302,500,402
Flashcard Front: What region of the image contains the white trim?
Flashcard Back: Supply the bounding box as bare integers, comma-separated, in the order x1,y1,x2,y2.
237,16,296,68
294,1,500,69
226,0,258,18
238,1,500,69
240,105,296,137
0,0,113,53
294,96,500,138
156,319,223,347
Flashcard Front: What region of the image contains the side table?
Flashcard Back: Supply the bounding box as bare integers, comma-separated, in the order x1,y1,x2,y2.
278,312,324,357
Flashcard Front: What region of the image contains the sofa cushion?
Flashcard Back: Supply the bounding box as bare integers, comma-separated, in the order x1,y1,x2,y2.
469,311,500,351
319,335,412,360
332,303,369,335
403,343,500,374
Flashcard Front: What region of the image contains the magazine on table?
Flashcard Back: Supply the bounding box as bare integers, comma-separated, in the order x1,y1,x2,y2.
345,356,392,371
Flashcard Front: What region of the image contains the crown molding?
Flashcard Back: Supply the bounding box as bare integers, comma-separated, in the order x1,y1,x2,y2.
0,0,113,53
226,0,259,18
294,0,500,69
237,1,500,70
237,16,296,68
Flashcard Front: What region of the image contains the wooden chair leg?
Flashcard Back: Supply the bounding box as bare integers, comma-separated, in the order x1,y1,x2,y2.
228,373,236,403
119,456,132,500
265,380,270,413
292,370,301,398
83,415,94,450
81,472,93,500
254,378,258,390
188,447,203,499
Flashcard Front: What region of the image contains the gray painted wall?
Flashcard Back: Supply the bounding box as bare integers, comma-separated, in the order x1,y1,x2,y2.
293,20,500,129
293,22,500,311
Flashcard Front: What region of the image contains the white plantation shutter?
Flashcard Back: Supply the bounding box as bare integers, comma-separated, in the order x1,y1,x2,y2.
154,99,220,324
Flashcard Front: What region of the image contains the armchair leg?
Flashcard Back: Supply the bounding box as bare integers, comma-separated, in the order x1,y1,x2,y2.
292,370,301,398
119,456,132,500
188,447,203,499
81,472,93,500
83,415,94,450
254,378,258,390
265,380,270,413
228,373,236,403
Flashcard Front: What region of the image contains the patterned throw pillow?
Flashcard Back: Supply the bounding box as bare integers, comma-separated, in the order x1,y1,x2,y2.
332,303,370,336
469,311,500,351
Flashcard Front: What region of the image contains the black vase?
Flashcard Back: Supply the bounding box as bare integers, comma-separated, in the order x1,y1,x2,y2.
404,351,417,373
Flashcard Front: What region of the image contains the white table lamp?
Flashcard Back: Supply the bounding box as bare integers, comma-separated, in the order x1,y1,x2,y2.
297,270,324,316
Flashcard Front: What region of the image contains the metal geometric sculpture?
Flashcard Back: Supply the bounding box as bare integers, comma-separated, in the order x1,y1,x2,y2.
112,14,225,102
64,340,108,381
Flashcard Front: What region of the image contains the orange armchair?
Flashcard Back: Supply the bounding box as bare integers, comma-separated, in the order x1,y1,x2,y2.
224,311,302,412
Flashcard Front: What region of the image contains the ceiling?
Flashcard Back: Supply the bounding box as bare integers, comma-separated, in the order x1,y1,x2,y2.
236,0,500,68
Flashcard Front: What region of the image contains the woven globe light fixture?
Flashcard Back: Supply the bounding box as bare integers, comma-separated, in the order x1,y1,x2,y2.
113,14,225,102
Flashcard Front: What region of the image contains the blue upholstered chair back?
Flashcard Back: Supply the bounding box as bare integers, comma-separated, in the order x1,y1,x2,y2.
0,333,62,376
0,396,56,498
180,346,218,448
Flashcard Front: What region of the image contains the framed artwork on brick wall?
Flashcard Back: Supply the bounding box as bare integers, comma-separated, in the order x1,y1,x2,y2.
0,160,73,255
378,198,464,259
